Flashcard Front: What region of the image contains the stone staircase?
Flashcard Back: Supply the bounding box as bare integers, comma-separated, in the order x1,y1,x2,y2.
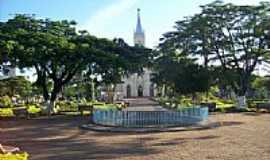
123,98,167,111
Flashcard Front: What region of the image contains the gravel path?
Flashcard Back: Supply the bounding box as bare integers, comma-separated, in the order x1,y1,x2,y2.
1,113,270,160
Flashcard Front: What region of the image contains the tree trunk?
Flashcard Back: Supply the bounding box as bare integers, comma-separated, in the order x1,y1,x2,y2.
231,74,249,109
39,77,49,102
161,84,166,97
47,82,62,116
47,100,55,117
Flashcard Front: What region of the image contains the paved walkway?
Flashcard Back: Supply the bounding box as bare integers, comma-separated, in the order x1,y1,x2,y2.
123,98,168,111
1,113,270,160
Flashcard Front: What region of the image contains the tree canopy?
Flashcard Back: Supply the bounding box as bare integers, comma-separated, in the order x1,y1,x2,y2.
158,1,270,101
0,15,151,114
153,50,211,96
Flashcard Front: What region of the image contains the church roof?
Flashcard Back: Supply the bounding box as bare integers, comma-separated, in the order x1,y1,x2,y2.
135,8,144,34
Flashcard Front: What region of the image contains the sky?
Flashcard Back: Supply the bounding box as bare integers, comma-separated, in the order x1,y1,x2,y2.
0,0,263,48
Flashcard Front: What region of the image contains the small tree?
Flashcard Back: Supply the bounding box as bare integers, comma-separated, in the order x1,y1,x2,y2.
0,76,32,98
251,76,270,99
153,50,211,97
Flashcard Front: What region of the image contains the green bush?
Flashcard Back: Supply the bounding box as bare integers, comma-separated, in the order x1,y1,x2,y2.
92,102,105,106
26,104,41,114
159,94,237,110
247,99,270,108
0,108,14,117
94,104,116,110
178,98,192,107
0,152,28,160
0,104,42,117
201,97,235,109
56,101,78,112
56,100,123,112
0,96,13,108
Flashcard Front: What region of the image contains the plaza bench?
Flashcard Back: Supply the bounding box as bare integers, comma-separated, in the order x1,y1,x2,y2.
78,104,93,116
0,144,20,154
12,107,29,119
200,102,216,112
115,101,129,108
255,103,270,112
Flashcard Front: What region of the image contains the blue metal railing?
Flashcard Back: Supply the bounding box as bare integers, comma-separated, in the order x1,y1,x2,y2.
93,107,208,127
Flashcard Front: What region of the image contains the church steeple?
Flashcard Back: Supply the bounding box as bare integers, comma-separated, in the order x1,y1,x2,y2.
136,8,143,34
134,8,145,46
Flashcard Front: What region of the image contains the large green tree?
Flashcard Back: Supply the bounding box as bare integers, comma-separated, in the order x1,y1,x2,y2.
0,15,96,114
160,1,270,107
0,15,152,114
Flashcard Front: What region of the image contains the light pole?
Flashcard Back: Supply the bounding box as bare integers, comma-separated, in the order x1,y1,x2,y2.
89,74,102,101
89,63,102,101
90,74,95,100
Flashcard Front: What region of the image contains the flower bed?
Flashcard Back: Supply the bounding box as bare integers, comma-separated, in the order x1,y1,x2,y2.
0,153,28,160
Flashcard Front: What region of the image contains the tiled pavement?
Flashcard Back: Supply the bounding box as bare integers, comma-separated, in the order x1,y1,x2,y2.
1,113,270,160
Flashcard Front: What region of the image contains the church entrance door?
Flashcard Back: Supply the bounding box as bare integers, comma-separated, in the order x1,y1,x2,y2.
126,85,131,98
150,84,154,97
138,85,143,97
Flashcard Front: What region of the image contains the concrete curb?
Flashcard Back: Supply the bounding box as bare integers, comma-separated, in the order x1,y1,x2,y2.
80,123,212,133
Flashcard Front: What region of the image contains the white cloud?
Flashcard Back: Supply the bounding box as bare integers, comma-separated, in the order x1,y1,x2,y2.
79,0,139,38
224,0,261,5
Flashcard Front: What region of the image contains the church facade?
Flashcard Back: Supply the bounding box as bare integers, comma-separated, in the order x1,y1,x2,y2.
115,9,156,99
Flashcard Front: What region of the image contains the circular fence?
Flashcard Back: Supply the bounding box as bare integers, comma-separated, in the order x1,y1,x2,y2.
92,107,208,127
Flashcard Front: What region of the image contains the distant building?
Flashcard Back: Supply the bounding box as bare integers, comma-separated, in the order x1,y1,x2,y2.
114,9,156,99
0,64,16,80
255,61,270,76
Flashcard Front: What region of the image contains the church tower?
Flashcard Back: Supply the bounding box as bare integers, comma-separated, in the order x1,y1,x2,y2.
114,8,156,99
134,8,145,46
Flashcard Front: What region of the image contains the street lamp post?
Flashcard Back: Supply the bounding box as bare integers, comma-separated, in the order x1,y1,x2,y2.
89,63,102,101
90,74,102,101
90,74,95,100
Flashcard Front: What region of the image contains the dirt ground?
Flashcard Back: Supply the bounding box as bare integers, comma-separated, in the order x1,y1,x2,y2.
1,113,270,160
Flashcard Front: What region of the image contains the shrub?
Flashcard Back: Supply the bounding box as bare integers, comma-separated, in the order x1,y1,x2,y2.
92,102,105,106
0,108,14,117
56,101,78,112
0,152,28,160
200,97,235,109
26,104,41,114
93,103,120,111
178,98,192,107
0,96,13,108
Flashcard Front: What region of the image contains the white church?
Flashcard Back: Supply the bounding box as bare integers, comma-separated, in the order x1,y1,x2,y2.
114,9,156,99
